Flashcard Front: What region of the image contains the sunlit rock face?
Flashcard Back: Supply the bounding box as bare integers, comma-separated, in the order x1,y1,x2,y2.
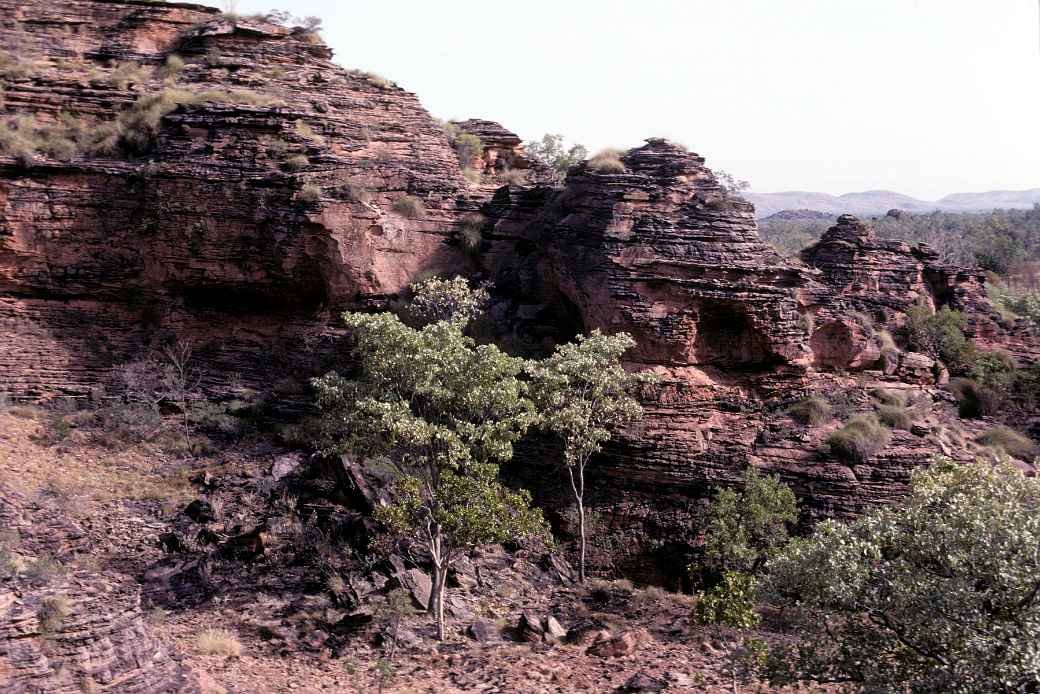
2,0,1035,585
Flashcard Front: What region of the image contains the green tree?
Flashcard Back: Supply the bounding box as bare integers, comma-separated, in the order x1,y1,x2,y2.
762,459,1040,693
312,284,548,640
904,305,975,373
693,571,767,694
698,467,798,579
525,133,588,184
401,276,489,328
527,330,653,582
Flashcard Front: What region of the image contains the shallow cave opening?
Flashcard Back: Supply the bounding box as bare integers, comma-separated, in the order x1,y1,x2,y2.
810,320,855,369
693,302,774,368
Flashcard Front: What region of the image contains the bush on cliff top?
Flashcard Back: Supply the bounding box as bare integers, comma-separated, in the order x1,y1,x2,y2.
0,87,285,164
587,148,626,173
826,414,890,463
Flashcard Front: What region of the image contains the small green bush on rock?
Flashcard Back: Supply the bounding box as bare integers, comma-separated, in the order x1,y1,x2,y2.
976,425,1037,461
826,414,890,463
787,396,832,426
391,195,426,219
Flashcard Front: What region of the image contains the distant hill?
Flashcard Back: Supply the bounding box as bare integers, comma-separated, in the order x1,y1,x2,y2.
744,188,1040,219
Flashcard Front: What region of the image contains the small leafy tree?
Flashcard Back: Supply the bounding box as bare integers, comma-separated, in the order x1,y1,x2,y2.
762,459,1040,692
697,467,798,581
312,284,548,640
402,276,489,328
715,170,751,199
693,571,767,694
527,331,654,582
524,133,588,185
904,305,975,372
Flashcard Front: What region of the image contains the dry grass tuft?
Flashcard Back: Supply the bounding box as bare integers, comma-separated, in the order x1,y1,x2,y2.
826,414,891,463
787,396,832,426
588,148,626,173
196,628,242,657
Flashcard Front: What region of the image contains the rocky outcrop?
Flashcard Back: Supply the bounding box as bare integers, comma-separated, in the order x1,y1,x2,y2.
537,139,816,368
2,0,1036,588
0,0,474,395
0,572,220,693
0,483,216,693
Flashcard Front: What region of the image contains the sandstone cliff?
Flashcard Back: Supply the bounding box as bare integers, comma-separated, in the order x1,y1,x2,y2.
1,0,1036,585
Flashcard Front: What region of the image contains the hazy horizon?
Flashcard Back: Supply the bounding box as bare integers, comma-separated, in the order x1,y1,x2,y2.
227,0,1040,199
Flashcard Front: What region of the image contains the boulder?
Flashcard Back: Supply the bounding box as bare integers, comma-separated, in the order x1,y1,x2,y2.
619,671,668,692
545,615,567,641
183,499,216,524
467,621,500,643
270,453,304,481
587,629,649,658
518,611,545,642
393,568,432,609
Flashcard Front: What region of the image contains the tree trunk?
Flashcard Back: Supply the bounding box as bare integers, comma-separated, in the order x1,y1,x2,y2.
568,463,588,583
429,560,446,641
578,497,586,583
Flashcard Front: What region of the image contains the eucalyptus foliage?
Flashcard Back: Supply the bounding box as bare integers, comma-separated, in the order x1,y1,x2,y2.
312,292,547,640
402,276,489,328
699,467,799,579
762,459,1040,693
527,330,654,581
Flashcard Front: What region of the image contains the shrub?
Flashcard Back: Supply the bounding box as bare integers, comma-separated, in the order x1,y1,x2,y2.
157,54,185,80
876,403,913,430
587,148,625,173
787,396,832,425
870,388,907,407
106,61,149,90
391,195,426,219
283,154,309,171
904,305,975,372
402,276,489,327
762,460,1040,692
294,119,323,143
826,415,890,463
695,467,798,579
499,168,526,185
947,377,1001,418
0,50,34,80
453,132,483,163
297,183,321,203
196,628,242,656
458,214,485,257
336,179,371,203
970,349,1016,394
524,133,588,184
0,115,44,165
875,329,901,369
348,69,393,88
462,167,481,184
976,426,1037,460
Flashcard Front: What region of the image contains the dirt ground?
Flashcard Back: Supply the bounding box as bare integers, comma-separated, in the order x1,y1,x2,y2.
0,408,825,693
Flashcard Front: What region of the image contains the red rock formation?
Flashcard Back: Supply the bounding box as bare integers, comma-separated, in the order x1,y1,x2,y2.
1,0,1036,587
0,0,473,395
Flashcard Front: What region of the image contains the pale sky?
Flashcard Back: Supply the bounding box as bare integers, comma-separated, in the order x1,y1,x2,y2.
227,0,1040,199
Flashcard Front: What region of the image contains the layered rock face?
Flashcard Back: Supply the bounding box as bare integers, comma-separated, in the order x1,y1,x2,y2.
0,485,216,693
0,0,474,395
2,0,1035,585
495,143,1029,580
